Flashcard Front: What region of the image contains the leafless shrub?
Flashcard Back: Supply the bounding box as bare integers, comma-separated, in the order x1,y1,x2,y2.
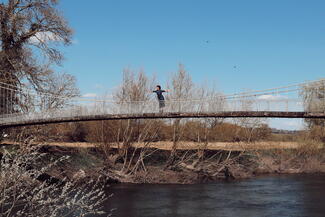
0,144,109,217
231,97,269,142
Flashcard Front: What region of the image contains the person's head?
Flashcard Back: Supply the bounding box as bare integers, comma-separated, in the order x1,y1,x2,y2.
156,85,161,90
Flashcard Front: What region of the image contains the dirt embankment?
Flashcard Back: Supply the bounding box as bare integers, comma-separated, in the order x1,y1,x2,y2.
2,140,324,184
16,142,323,185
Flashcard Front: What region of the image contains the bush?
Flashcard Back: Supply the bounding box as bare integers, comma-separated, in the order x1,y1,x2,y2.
0,145,108,217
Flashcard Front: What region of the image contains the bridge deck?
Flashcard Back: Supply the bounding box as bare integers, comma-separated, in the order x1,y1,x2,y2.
0,111,325,128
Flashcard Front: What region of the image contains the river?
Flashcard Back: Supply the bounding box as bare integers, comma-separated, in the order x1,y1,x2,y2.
101,174,325,217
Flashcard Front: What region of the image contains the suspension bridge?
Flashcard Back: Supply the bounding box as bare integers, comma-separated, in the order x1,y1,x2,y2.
0,79,324,128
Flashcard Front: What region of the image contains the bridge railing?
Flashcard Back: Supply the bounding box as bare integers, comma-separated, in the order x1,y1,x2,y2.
1,79,325,126
0,97,307,125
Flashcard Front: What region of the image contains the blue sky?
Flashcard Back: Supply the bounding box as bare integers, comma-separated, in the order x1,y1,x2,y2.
56,0,325,129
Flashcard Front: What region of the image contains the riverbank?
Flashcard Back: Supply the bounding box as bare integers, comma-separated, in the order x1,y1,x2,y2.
2,141,322,184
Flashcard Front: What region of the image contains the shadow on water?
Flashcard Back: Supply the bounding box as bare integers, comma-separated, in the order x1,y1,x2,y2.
100,174,325,217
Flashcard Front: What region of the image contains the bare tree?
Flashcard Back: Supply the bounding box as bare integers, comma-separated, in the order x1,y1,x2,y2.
168,64,193,154
0,0,77,114
38,72,79,110
169,63,193,112
301,79,325,128
193,85,226,159
234,97,267,142
115,68,153,106
112,68,156,173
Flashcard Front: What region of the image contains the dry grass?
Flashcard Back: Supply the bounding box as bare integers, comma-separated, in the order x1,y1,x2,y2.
1,140,303,151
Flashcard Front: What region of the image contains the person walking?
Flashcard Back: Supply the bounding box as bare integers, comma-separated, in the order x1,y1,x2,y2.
153,85,168,112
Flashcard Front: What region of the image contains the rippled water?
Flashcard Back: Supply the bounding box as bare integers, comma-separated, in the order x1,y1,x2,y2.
104,174,325,217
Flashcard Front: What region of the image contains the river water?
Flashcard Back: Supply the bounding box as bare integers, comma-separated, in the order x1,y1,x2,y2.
104,174,325,217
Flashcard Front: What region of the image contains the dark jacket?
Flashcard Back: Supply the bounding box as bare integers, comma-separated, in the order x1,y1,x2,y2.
153,90,166,101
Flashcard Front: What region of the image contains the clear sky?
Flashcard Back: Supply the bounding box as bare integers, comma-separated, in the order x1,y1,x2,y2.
57,0,325,129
